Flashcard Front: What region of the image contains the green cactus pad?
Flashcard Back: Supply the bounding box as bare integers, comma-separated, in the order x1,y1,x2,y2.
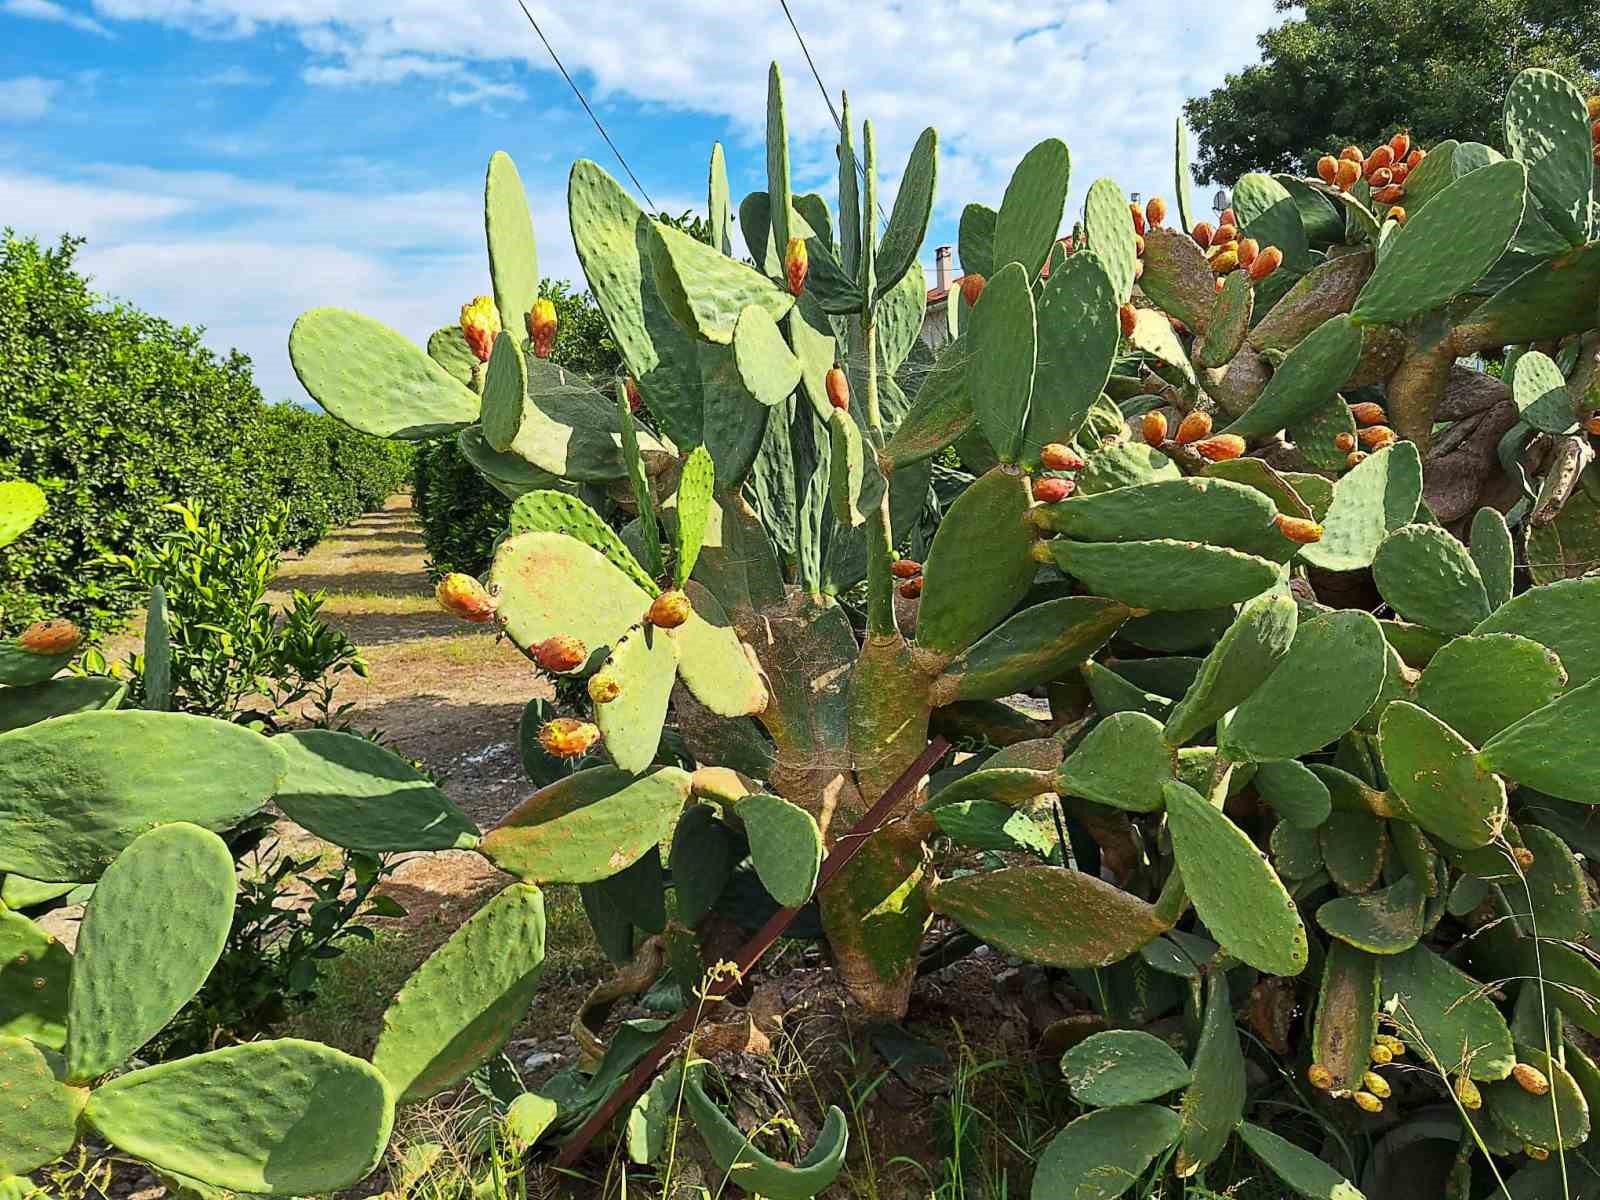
928,767,1055,810
1031,1104,1180,1200
827,408,866,528
1272,820,1324,879
1317,875,1426,955
1350,160,1527,326
1194,270,1253,368
491,531,650,658
1383,943,1514,1079
456,426,564,500
1320,811,1386,892
0,1036,81,1175
1119,606,1235,653
1515,824,1589,941
1484,1047,1589,1150
958,203,996,278
1313,939,1381,1091
1254,760,1333,828
883,351,973,468
1137,227,1213,331
0,913,70,1049
0,712,285,882
371,884,545,1102
426,325,476,385
1053,712,1173,813
968,262,1036,462
875,127,938,298
1379,701,1506,849
1080,661,1172,720
0,638,73,688
0,677,125,734
1474,576,1600,688
916,466,1035,656
928,865,1168,968
1511,350,1578,434
1503,68,1593,243
85,1039,394,1195
1372,525,1490,635
1050,539,1282,611
289,309,479,439
1163,591,1298,746
1033,476,1283,557
509,490,657,596
1075,442,1182,494
1128,307,1194,385
1164,780,1307,975
66,824,234,1083
736,793,823,908
1286,392,1360,473
272,731,479,852
668,584,766,718
1061,1030,1191,1107
1458,240,1600,348
929,597,1128,705
1176,970,1245,1177
672,445,714,587
1082,178,1137,303
1023,254,1119,461
1224,314,1363,437
1233,173,1310,268
484,151,540,335
1412,634,1566,745
477,766,690,884
932,800,1054,856
681,1066,847,1200
1478,676,1600,804
1238,1122,1365,1200
0,481,45,551
593,626,679,774
668,805,735,926
649,220,794,345
477,333,530,452
1469,507,1515,610
990,138,1069,281
732,304,802,408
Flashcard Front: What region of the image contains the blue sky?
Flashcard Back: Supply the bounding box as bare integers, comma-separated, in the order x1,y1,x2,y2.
2,1,1286,405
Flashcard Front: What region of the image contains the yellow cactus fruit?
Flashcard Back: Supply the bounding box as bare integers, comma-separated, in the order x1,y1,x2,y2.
459,295,501,363
1362,1072,1392,1099
1142,411,1169,447
1455,1075,1482,1110
1353,1091,1384,1113
1513,1063,1551,1096
539,718,600,759
527,297,558,359
646,589,693,629
785,236,809,296
435,573,497,623
535,635,587,673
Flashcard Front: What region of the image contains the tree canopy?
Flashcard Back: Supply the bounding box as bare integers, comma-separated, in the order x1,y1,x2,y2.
1184,0,1599,184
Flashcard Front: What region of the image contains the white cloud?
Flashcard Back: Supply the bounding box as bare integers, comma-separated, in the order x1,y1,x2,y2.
3,0,111,36
0,75,63,121
202,65,272,86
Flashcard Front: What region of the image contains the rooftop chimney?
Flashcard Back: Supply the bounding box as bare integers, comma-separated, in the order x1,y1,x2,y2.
934,245,952,292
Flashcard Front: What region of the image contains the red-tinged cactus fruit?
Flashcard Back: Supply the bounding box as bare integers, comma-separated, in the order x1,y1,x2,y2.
535,635,587,673
1040,442,1086,471
527,297,558,359
890,558,922,579
1119,303,1138,337
1335,159,1360,191
1368,144,1395,172
960,273,987,305
539,717,600,759
1346,450,1369,469
1142,411,1169,447
1219,207,1237,227
1389,131,1411,161
1335,432,1358,452
1317,155,1338,183
1339,145,1363,163
1129,202,1147,235
1146,196,1167,227
1388,205,1408,225
1194,434,1246,462
625,375,642,412
436,573,497,623
1215,276,1226,293
17,618,81,656
1133,233,1146,256
1373,183,1405,204
1593,144,1600,167
1584,414,1600,436
1274,513,1324,545
1368,166,1393,189
1527,1146,1550,1162
1248,245,1283,281
1406,147,1424,168
785,236,809,296
1349,401,1387,425
1360,425,1397,449
1592,119,1600,144
647,588,693,629
1213,223,1238,245
459,295,500,363
1192,221,1215,248
825,365,850,411
1513,1063,1551,1096
1390,162,1409,184
1033,477,1074,503
1176,410,1213,444
898,576,924,599
1236,238,1259,268
1590,95,1600,120
1211,248,1240,275
587,672,621,704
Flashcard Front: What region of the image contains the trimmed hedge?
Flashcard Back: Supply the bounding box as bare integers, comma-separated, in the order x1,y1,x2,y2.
0,232,411,636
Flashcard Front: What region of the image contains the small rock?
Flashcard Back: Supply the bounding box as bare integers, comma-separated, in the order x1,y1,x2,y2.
522,1050,563,1071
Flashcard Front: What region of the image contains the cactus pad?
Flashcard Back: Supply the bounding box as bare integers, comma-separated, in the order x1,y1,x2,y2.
1176,970,1245,1176
0,1035,82,1175
1163,591,1298,746
1023,254,1119,461
1061,1030,1191,1107
1384,944,1513,1079
930,597,1128,705
1484,1046,1589,1151
1312,939,1381,1091
681,1066,847,1200
1503,68,1593,243
594,625,679,774
1082,178,1137,303
1477,676,1600,804
1317,875,1426,954
1472,506,1518,606
1412,634,1566,745
1379,701,1506,848
916,467,1035,655
1238,1122,1364,1200
649,220,794,344
1034,477,1284,557
1054,712,1173,813
737,793,823,908
0,913,70,1050
1373,524,1490,634
484,151,540,334
1055,538,1283,612
1300,442,1423,572
994,138,1070,280
0,677,125,734
1253,760,1332,828
491,531,650,658
510,490,657,596
1474,576,1600,688
1225,314,1362,437
478,333,531,452
969,262,1036,461
1032,1105,1181,1200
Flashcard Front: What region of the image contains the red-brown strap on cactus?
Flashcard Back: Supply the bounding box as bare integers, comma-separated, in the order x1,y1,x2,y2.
554,735,951,1167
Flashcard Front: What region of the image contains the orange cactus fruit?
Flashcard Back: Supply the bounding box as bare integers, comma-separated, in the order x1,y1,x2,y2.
1176,411,1214,444
528,297,558,359
1590,95,1600,120
1349,402,1388,425
1317,155,1338,183
1390,162,1409,184
1033,477,1074,503
1236,238,1259,267
1142,411,1169,447
1368,144,1395,171
16,618,82,656
1406,148,1425,168
1594,144,1600,167
535,635,587,673
459,295,501,363
539,718,600,759
1040,443,1086,471
898,576,924,599
1192,221,1215,248
890,558,922,579
1335,159,1360,190
1592,119,1600,144
1248,246,1283,281
1219,207,1237,227
825,365,850,411
1339,145,1364,163
1129,202,1147,235
625,375,642,412
1146,196,1167,227
960,273,987,305
1119,303,1138,337
1274,514,1324,545
1335,432,1357,452
1211,248,1240,274
1373,184,1406,204
436,573,497,623
1513,1063,1551,1096
1389,131,1411,160
586,673,622,704
784,236,809,296
1346,450,1369,469
1583,414,1600,436
646,589,693,629
1213,223,1238,245
1194,434,1246,462
1368,166,1393,189
1360,426,1397,449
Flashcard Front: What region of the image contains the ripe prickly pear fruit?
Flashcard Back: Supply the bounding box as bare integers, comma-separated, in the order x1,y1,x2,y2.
1390,162,1409,184
1367,144,1395,172
960,273,987,305
1118,303,1138,337
1592,119,1600,144
898,576,924,599
826,365,850,411
1388,205,1407,224
625,375,642,411
1512,845,1536,868
1349,402,1387,425
1593,144,1600,167
1212,223,1238,245
1368,166,1393,189
1590,95,1600,120
1176,411,1213,444
17,618,82,656
1210,248,1240,274
1146,196,1167,227
890,558,922,579
535,635,587,673
1274,514,1324,544
1033,477,1074,503
785,237,809,296
1308,1063,1334,1090
539,717,600,759
1236,238,1259,268
1362,1072,1391,1098
1248,246,1283,281
1339,146,1363,163
1513,1063,1551,1096
1142,411,1169,447
436,573,497,623
1192,221,1215,249
1406,147,1424,168
1353,1091,1383,1113
1219,207,1237,228
647,589,693,629
1359,426,1396,449
1374,1034,1407,1057
1335,432,1357,452
527,297,558,359
460,295,501,363
1133,233,1145,256
1455,1075,1482,1110
1193,434,1246,462
1039,443,1086,471
1373,184,1405,204
1346,450,1368,469
587,672,621,704
1389,131,1411,161
1584,413,1600,436
1317,155,1338,183
1129,202,1147,236
1335,159,1360,191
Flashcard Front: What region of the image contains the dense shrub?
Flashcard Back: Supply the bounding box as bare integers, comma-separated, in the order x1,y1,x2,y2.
0,232,411,636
